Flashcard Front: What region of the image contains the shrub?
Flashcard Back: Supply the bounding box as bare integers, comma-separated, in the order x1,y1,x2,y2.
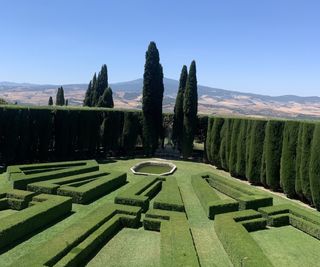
236,119,247,178
295,123,303,198
265,120,284,191
309,123,320,210
191,174,238,219
247,120,267,184
229,119,241,177
280,121,300,198
300,122,315,203
208,117,224,167
214,210,273,267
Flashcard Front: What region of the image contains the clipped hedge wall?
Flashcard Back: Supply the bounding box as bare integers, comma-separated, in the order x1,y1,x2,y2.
0,106,143,164
205,115,320,211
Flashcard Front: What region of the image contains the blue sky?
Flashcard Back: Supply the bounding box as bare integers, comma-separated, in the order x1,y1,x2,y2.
0,0,319,96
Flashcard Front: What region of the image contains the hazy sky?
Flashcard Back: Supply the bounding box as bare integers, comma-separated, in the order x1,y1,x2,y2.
0,0,319,96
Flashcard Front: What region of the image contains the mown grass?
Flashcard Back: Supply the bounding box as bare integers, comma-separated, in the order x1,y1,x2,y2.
0,158,319,266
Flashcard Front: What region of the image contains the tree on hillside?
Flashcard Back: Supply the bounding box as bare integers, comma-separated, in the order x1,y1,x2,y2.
48,96,53,106
56,87,65,106
97,87,114,108
83,80,93,106
92,64,108,106
182,60,198,158
142,41,164,155
172,65,188,151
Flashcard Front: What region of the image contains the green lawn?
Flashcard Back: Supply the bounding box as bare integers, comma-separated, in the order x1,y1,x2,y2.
251,226,320,267
0,158,319,266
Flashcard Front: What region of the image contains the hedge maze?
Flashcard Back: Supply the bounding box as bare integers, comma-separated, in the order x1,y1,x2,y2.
2,158,320,266
0,190,72,250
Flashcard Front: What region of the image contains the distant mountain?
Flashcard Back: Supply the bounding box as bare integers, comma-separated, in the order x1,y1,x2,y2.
1,79,320,119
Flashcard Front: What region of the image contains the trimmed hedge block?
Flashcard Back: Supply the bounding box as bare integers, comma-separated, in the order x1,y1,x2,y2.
259,204,320,240
0,193,72,250
10,160,99,189
144,209,201,267
214,210,273,267
10,203,141,267
191,174,238,219
153,176,184,212
204,172,273,210
115,176,162,211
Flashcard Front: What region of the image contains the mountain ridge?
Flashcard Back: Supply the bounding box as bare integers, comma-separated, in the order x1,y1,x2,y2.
1,78,320,118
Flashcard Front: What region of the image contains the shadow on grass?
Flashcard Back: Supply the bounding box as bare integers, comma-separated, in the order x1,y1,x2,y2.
0,210,75,255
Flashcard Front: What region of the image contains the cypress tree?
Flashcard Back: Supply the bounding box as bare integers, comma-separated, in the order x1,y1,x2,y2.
142,42,164,155
295,124,303,198
65,99,69,106
245,120,253,178
92,64,108,106
225,119,234,171
182,60,198,158
299,122,315,203
84,80,93,106
280,121,300,198
205,117,214,162
265,120,284,191
309,123,320,210
247,120,267,184
48,96,53,106
219,118,231,170
98,87,114,108
209,117,224,167
236,119,247,179
172,65,188,151
55,87,65,106
229,119,241,177
260,145,267,186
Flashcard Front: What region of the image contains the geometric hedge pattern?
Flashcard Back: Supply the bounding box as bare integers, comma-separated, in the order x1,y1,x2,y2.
2,160,320,266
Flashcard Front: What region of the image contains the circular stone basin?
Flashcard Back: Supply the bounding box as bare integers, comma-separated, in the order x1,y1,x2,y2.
131,161,176,176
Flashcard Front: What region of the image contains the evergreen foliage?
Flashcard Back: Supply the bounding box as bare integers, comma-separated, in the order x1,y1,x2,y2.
84,78,94,107
299,122,315,203
48,96,53,106
142,42,164,155
228,119,240,177
235,119,247,178
309,123,320,210
280,121,300,198
97,87,114,108
208,117,224,167
245,120,253,178
247,120,266,184
172,65,188,151
92,65,108,106
219,118,229,170
182,60,198,158
295,123,303,198
264,120,284,191
55,87,65,106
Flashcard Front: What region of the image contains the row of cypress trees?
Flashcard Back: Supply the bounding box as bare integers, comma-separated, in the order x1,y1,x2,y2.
206,116,320,210
83,64,114,108
171,61,198,158
0,106,141,165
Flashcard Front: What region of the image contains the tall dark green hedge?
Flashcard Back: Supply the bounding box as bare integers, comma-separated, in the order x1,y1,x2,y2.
299,122,315,203
295,123,303,198
265,120,284,191
247,120,266,184
208,117,224,168
229,119,241,177
245,120,253,178
280,121,300,198
309,123,320,210
235,119,247,178
218,119,228,169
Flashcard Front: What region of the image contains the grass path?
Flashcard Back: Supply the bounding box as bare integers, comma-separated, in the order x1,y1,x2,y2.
175,169,233,267
87,228,160,267
251,226,320,267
